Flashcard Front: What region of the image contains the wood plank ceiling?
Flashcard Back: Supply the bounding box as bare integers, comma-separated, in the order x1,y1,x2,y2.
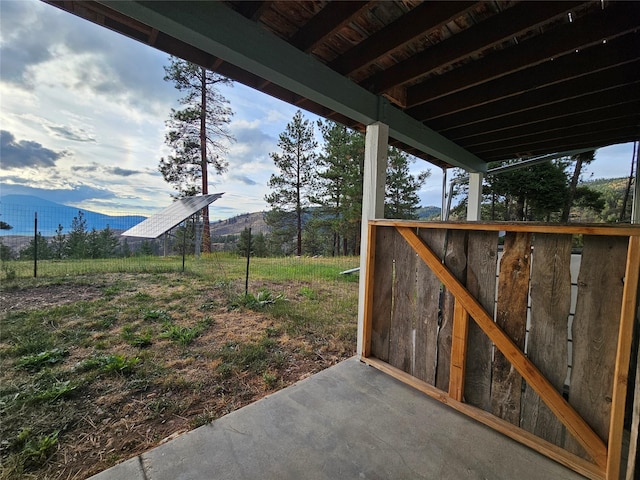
46,1,640,169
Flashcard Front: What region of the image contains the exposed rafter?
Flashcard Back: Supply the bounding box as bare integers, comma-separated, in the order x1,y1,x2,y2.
45,0,640,171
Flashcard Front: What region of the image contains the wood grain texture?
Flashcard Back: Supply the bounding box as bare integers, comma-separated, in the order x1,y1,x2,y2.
362,222,377,358
436,230,468,390
606,235,640,480
465,230,498,411
389,227,416,374
396,226,607,468
449,300,470,401
566,236,627,458
371,219,640,237
521,233,572,445
625,340,640,480
370,226,394,362
415,228,446,385
492,231,532,424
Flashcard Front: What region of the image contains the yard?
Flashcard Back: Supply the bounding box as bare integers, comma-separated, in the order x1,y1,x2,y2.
0,255,359,479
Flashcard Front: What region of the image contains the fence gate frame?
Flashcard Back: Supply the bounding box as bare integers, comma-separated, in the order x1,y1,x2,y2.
361,220,640,480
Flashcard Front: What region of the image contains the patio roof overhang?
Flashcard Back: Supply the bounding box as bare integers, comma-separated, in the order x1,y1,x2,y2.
44,1,640,172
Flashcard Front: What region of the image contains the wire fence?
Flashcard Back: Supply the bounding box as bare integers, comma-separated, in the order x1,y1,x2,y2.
0,202,361,307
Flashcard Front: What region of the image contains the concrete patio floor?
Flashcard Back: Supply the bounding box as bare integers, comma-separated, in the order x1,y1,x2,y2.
89,357,585,480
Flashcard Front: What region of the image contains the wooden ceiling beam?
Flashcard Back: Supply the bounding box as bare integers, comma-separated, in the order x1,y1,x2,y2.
233,1,271,22
406,2,640,107
454,101,640,147
427,62,640,132
465,116,639,154
289,1,370,53
478,126,640,162
329,1,475,75
409,35,640,121
363,1,580,94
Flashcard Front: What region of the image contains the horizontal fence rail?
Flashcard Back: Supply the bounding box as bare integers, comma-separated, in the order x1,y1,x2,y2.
362,220,640,480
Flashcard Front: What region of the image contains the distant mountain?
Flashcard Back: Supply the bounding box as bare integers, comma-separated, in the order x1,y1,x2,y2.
416,206,441,220
210,212,269,237
0,195,146,236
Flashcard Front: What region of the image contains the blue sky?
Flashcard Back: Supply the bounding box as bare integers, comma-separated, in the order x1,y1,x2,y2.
0,0,636,219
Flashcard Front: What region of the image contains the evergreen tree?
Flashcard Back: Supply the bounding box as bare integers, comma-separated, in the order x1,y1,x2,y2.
315,121,365,255
66,211,88,259
561,150,596,222
252,232,268,257
137,240,156,256
159,57,234,253
265,111,318,256
487,161,569,221
120,238,132,257
264,209,297,256
173,223,195,255
51,224,66,259
20,232,52,260
302,217,330,256
99,226,119,258
385,147,429,219
0,222,15,261
236,227,252,257
0,241,14,261
86,228,101,259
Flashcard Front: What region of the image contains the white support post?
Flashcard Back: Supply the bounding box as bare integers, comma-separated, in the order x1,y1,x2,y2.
357,122,388,358
467,172,483,221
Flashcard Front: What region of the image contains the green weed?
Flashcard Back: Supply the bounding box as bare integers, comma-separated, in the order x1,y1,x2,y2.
142,309,172,322
31,380,78,403
79,354,140,375
228,289,286,311
262,371,279,389
3,429,59,474
159,324,201,346
121,324,153,348
299,285,317,299
15,348,69,372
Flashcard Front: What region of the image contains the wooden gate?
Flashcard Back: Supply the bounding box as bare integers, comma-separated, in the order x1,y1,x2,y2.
361,221,640,480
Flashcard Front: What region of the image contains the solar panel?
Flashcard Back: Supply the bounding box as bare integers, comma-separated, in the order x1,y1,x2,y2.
121,193,224,238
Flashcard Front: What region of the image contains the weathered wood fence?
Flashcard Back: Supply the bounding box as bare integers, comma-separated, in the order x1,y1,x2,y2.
361,221,640,480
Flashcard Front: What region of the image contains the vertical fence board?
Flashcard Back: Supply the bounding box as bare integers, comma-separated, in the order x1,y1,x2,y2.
436,230,468,391
566,235,628,457
389,228,416,374
492,231,532,424
371,226,394,362
415,228,446,385
521,233,572,445
465,230,498,410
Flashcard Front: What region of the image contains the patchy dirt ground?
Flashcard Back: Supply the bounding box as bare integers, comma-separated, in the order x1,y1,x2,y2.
0,284,104,314
0,273,357,480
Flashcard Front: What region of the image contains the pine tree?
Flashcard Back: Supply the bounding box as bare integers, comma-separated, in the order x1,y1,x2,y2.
265,111,318,256
99,226,119,258
561,150,596,222
159,57,234,253
51,224,66,259
66,211,88,259
385,147,429,219
315,121,365,255
86,228,101,259
19,232,52,260
120,238,132,258
484,160,570,221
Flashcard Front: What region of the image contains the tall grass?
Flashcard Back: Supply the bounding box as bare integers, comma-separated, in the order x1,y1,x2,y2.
0,252,360,283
